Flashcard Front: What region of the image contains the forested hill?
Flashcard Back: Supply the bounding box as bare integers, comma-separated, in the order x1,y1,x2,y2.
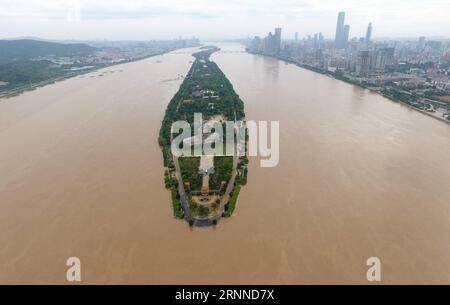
0,39,95,64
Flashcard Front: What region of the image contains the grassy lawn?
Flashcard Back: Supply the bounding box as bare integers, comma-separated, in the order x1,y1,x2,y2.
209,156,233,190
179,157,202,191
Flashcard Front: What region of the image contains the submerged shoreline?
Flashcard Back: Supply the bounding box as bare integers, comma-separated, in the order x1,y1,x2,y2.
0,48,198,100
1,43,450,283
246,49,450,125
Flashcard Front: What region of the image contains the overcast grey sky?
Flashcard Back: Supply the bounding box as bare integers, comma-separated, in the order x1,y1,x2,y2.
1,0,449,41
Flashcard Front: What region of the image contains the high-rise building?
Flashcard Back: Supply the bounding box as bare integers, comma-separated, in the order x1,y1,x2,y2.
295,32,299,41
251,36,262,52
319,32,324,49
274,28,282,54
267,32,274,53
356,50,371,76
343,25,350,48
418,36,426,51
366,23,373,44
373,49,387,71
384,47,395,66
260,28,282,55
335,12,346,49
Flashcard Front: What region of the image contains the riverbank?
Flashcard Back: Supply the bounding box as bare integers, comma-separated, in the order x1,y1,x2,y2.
2,42,450,283
246,49,450,125
0,47,199,100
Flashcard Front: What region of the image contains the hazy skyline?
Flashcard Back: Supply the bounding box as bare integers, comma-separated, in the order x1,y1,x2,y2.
1,0,450,41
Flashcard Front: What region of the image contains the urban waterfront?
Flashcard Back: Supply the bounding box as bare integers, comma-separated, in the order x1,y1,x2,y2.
246,11,450,123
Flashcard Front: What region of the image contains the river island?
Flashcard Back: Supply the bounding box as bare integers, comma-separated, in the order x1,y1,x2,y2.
159,46,249,227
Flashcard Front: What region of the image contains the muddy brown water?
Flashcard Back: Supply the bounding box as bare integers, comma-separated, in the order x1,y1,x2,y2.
1,44,449,284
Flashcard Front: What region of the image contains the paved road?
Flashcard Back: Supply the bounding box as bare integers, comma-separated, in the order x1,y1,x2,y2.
173,154,238,227
218,154,239,212
172,155,193,223
171,114,240,227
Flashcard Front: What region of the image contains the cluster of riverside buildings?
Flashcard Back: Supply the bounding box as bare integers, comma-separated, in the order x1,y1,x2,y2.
246,12,450,93
34,38,201,67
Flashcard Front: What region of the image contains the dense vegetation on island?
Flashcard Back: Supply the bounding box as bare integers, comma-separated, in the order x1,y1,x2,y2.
159,46,245,152
159,46,249,223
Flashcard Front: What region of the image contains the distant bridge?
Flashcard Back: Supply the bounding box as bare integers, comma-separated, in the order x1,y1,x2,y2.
170,50,246,55
216,51,246,54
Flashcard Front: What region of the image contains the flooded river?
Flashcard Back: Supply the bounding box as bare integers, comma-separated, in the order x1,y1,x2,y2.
1,44,450,284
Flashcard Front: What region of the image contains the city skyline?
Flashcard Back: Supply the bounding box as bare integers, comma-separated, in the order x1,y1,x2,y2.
1,0,450,40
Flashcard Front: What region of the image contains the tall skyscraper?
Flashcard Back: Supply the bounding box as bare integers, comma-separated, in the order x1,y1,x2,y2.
366,22,373,44
335,12,346,48
274,28,282,54
295,32,298,41
267,32,274,53
343,25,350,47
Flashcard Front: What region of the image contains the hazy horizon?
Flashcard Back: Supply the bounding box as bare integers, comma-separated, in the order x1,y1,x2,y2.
1,0,450,41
